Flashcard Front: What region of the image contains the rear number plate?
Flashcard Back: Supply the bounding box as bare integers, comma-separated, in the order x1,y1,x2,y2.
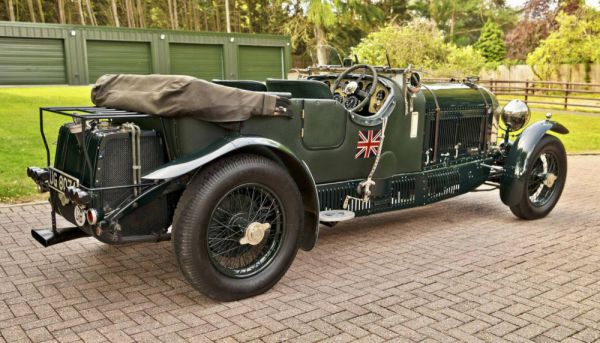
48,168,79,194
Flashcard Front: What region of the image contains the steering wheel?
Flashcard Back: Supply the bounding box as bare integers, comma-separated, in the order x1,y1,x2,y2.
331,64,379,113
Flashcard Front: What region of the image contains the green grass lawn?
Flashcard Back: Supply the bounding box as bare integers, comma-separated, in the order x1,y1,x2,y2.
519,111,600,154
0,86,599,203
0,86,92,202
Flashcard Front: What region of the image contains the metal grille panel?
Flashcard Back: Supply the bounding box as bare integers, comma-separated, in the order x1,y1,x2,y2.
425,169,460,201
97,132,164,211
391,175,416,206
426,107,487,162
317,175,417,216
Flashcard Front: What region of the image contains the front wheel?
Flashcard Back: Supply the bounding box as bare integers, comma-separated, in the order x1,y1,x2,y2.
509,135,567,220
172,154,303,301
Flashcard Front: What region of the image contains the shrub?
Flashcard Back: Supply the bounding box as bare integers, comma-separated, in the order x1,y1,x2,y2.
527,8,600,80
351,19,447,70
352,20,485,77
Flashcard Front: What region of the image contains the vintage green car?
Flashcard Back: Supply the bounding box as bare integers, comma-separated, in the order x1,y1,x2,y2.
27,63,568,301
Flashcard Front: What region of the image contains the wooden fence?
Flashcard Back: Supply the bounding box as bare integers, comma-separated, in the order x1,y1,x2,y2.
424,79,600,112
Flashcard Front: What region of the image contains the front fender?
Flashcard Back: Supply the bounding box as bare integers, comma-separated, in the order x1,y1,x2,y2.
143,136,321,251
500,120,568,206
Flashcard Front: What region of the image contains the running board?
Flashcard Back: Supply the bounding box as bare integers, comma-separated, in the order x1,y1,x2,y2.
31,227,89,247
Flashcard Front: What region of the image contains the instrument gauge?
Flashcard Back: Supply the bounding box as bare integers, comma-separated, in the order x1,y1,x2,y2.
344,95,360,109
333,93,344,104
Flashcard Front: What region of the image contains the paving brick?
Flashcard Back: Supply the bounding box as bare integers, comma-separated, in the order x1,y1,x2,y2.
572,328,600,343
0,156,598,342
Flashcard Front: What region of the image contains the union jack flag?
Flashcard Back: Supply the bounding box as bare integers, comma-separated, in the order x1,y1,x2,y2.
355,129,382,159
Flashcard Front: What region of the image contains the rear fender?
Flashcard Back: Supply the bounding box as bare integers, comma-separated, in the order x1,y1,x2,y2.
500,120,568,206
143,137,320,251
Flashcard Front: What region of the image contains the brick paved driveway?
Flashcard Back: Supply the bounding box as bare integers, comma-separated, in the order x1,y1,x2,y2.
1,155,599,343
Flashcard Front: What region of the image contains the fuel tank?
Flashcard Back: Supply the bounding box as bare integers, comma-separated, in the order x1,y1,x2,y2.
51,122,169,235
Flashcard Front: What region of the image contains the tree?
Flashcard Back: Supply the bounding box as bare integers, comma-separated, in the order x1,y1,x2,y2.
527,7,600,79
37,0,45,22
7,0,15,21
474,20,506,64
85,0,97,26
410,0,516,46
76,0,86,24
26,0,37,22
137,0,146,28
281,0,385,66
306,0,336,65
327,0,383,58
110,0,119,26
505,0,582,61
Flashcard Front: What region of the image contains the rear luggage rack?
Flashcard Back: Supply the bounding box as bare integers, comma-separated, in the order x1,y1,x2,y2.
41,106,154,119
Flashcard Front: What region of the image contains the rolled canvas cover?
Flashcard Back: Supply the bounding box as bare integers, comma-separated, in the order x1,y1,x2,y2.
91,74,278,122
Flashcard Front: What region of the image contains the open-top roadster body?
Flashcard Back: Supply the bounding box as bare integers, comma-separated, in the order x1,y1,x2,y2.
27,63,568,300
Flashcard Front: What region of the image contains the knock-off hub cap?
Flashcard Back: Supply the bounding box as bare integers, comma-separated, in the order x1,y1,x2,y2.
239,222,271,246
543,173,558,188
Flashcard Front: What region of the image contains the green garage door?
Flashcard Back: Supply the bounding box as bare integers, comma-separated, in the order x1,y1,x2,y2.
87,40,152,82
169,43,223,80
0,37,66,85
238,46,284,80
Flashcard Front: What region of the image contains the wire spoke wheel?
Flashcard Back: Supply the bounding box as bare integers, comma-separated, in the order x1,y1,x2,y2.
207,184,285,278
509,135,567,220
526,151,559,207
173,154,303,300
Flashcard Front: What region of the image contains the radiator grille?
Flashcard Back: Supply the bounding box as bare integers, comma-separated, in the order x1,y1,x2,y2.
426,107,487,162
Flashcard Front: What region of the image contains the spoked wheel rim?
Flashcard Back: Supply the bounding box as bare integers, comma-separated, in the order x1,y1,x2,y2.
527,151,560,207
206,183,285,278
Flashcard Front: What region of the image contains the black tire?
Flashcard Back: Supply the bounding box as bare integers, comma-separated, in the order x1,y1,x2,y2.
509,135,567,220
172,154,303,301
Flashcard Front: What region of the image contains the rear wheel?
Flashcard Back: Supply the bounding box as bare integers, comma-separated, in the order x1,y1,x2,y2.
172,154,303,301
509,135,567,220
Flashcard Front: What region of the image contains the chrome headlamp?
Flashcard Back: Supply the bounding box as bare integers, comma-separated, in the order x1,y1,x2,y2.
501,100,531,131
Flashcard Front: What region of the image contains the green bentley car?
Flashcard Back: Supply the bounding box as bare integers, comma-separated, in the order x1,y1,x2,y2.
27,63,568,301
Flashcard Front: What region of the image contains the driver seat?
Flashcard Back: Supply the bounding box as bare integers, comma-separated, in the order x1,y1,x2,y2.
266,79,333,99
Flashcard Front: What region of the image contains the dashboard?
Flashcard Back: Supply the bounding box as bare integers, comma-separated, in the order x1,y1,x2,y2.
309,76,391,116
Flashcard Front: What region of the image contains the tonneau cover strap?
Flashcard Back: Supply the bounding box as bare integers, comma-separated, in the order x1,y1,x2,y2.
421,84,441,163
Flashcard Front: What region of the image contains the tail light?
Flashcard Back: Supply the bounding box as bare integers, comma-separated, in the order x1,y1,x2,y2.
86,209,101,225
